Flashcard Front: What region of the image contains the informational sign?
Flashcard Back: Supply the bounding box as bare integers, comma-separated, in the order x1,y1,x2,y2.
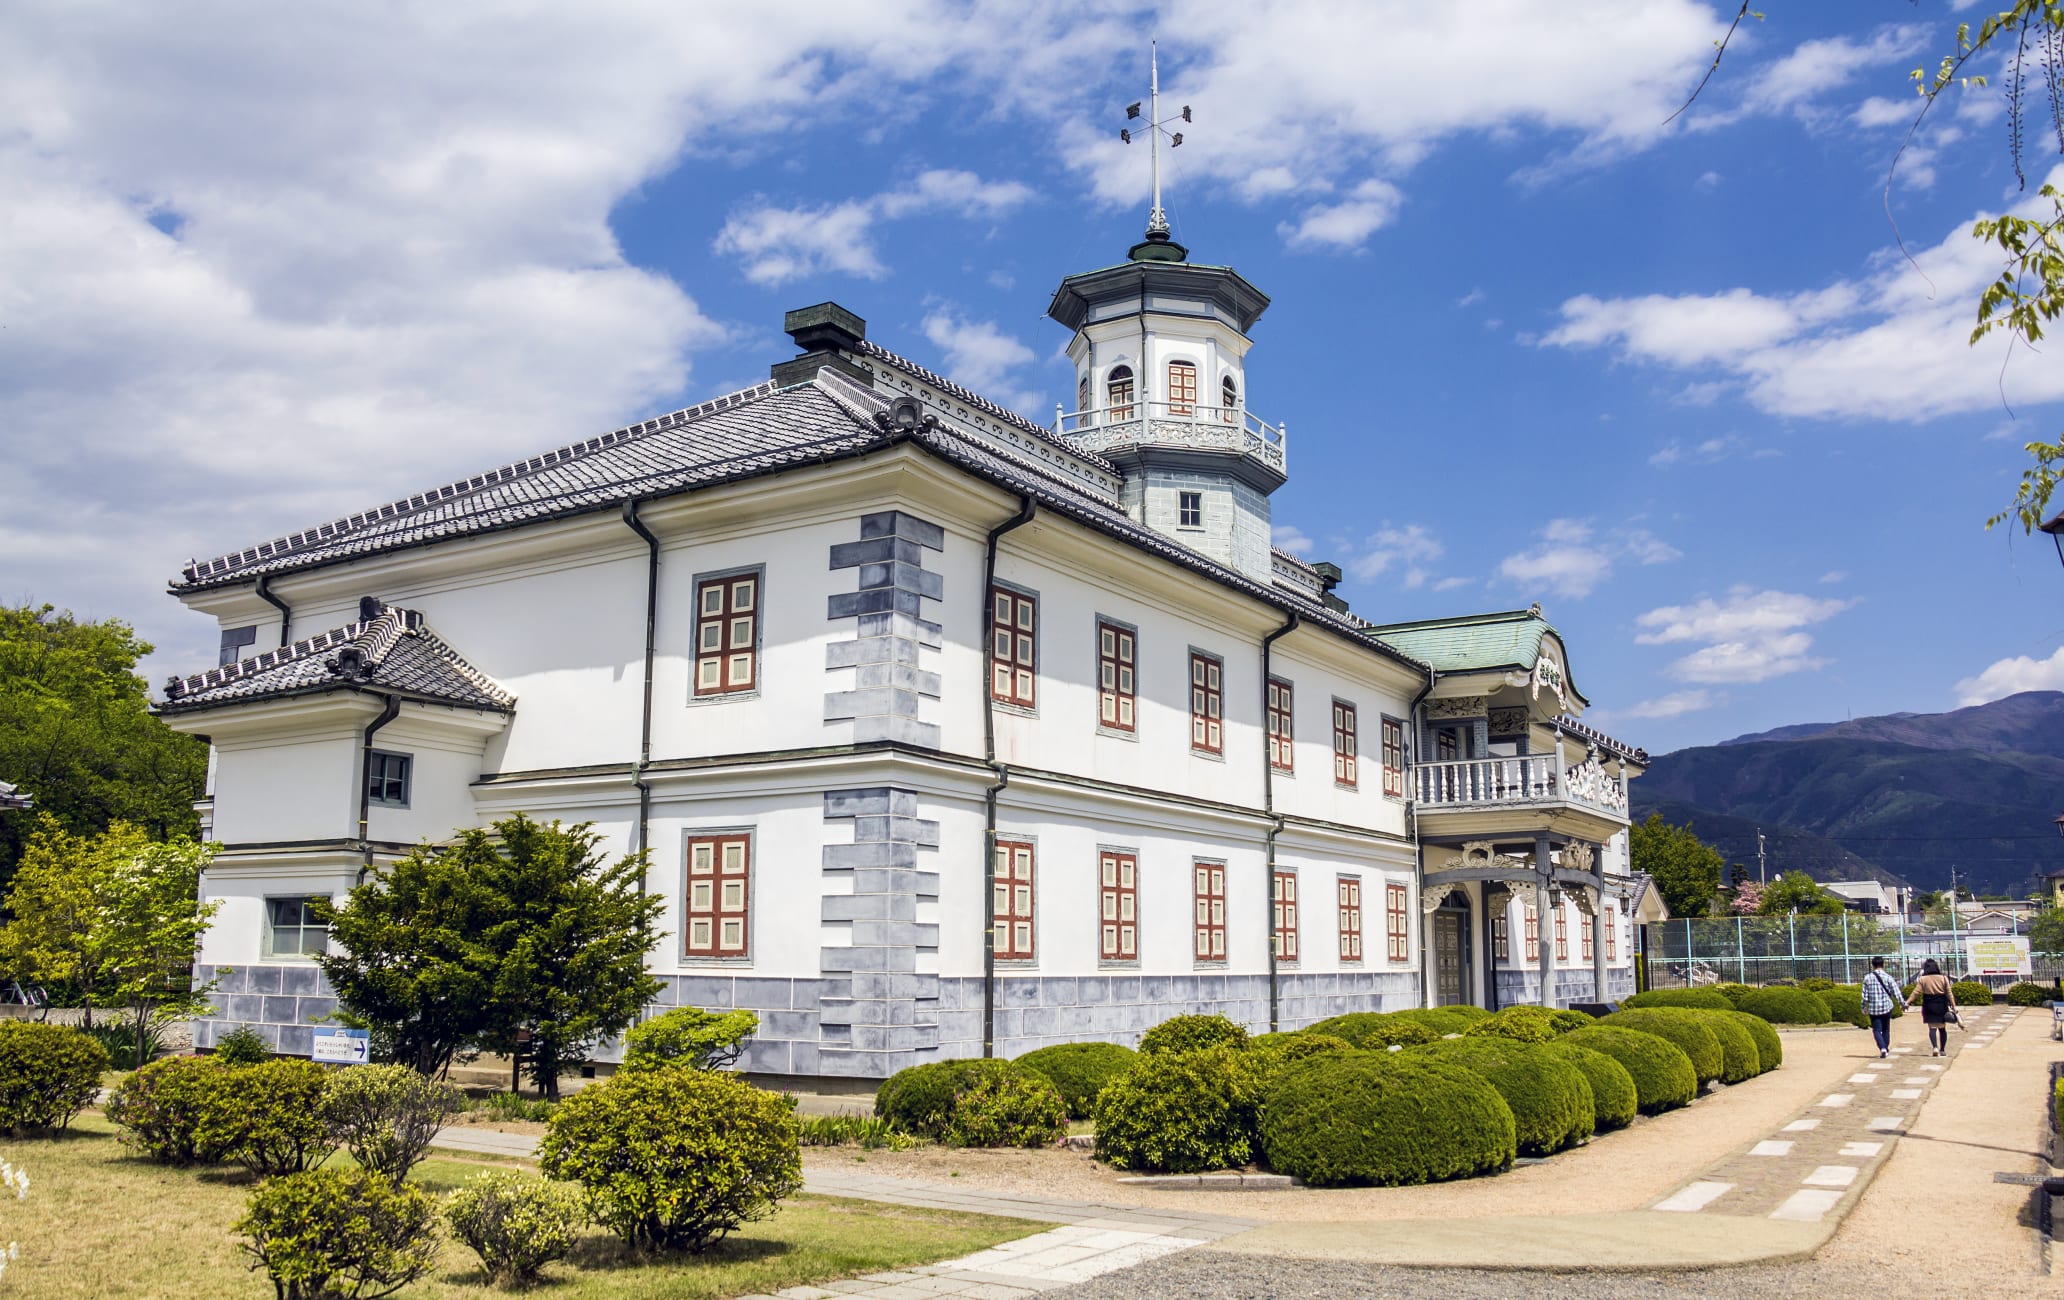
1966,935,2031,979
311,1026,371,1065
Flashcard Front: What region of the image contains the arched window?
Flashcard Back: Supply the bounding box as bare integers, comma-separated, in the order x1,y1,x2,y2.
1167,360,1197,416
1220,375,1239,424
1077,375,1091,427
1107,365,1135,421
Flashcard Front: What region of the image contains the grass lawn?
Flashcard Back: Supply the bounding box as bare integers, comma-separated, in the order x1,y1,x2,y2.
1,1115,1038,1298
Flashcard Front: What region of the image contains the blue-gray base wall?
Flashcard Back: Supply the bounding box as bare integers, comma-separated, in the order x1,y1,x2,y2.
193,963,338,1057
1494,966,1637,1010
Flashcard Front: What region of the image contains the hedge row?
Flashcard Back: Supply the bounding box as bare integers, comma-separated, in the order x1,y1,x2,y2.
1411,1038,1593,1156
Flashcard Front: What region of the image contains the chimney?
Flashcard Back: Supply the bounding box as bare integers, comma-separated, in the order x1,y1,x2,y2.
1313,561,1349,614
771,302,874,388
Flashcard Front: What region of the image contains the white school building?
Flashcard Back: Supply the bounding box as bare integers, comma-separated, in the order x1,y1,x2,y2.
159,222,1656,1081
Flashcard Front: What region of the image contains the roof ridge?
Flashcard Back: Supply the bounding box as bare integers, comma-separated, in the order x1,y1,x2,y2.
855,340,1115,471
169,616,379,696
1365,607,1547,633
179,381,779,585
410,626,518,709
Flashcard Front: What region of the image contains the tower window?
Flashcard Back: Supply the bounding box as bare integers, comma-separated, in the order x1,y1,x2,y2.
1167,360,1197,416
1221,375,1238,424
1178,490,1202,528
1077,375,1091,427
1107,365,1135,420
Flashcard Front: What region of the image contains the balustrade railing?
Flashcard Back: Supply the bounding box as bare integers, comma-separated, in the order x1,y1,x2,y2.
1414,753,1628,816
1054,400,1287,473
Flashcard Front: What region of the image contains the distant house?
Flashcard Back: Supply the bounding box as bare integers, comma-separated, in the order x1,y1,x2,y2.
1825,880,1894,915
0,781,31,813
2045,866,2064,910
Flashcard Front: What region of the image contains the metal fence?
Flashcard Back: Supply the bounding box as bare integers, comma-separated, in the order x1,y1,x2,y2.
1638,915,2061,991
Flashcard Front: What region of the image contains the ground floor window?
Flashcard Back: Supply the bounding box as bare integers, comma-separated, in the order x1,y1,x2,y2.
1337,876,1362,962
685,834,751,959
994,840,1035,960
1272,871,1298,961
1193,861,1226,962
1492,909,1509,963
265,896,328,958
1385,882,1408,962
1555,906,1568,962
1606,906,1618,961
1581,909,1594,961
1099,851,1137,961
1525,906,1540,962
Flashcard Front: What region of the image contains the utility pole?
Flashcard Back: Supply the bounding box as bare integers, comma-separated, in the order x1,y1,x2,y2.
1949,864,1962,978
1757,829,1767,884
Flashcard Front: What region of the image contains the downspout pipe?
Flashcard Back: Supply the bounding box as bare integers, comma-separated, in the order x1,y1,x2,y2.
981,495,1036,1059
255,575,292,647
622,501,661,889
1260,613,1300,1033
1405,665,1438,1006
357,694,400,882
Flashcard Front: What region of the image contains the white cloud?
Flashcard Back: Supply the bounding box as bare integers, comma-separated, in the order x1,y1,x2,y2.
1649,433,1759,466
715,169,1034,285
1538,165,2064,422
1497,519,1678,599
1457,288,1486,308
1635,588,1854,685
1347,523,1443,588
1272,525,1315,557
1278,179,1404,250
1687,25,1930,130
1819,570,1848,584
920,310,1040,415
1433,576,1476,592
1954,647,2064,706
1624,689,1716,720
1695,170,1723,191
1852,95,1911,128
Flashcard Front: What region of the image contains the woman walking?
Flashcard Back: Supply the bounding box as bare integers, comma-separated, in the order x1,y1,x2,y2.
1913,958,1957,1056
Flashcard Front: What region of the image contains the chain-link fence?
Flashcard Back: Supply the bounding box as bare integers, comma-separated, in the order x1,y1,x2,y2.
1638,915,2061,991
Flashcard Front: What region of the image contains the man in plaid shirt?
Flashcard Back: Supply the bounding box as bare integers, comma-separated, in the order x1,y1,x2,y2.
1861,955,1907,1057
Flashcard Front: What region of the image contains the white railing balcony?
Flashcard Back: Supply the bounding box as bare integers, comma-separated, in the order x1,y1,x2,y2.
1414,753,1629,819
1054,400,1287,475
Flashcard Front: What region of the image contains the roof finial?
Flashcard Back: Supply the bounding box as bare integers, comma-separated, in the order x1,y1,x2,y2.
1120,41,1191,260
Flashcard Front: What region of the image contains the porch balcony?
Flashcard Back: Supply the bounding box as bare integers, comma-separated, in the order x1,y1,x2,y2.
1055,400,1288,476
1414,752,1630,843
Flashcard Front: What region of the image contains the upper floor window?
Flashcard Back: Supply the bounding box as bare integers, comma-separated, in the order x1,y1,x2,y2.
1332,701,1358,787
219,624,257,667
1167,360,1197,416
685,833,751,959
990,585,1037,709
1272,871,1299,961
1267,677,1293,772
1189,652,1223,755
1381,716,1407,798
1077,374,1090,425
1337,876,1362,962
1107,365,1135,420
1097,620,1136,733
695,572,759,696
265,896,328,959
1220,375,1238,424
367,751,411,807
1436,729,1459,761
1178,490,1203,528
994,839,1035,960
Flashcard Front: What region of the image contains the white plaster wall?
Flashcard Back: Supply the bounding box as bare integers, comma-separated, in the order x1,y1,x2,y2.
1274,842,1419,976
643,790,829,980
1269,645,1414,836
362,716,489,846
211,734,358,845
200,871,352,965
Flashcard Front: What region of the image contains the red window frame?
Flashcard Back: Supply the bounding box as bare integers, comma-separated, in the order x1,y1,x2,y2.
1107,365,1135,420
1525,906,1540,962
1337,876,1362,962
1555,906,1568,962
1492,912,1510,963
1385,882,1409,962
1581,908,1594,961
1190,652,1223,755
993,839,1035,960
694,574,759,696
1606,906,1618,961
1099,850,1138,961
684,834,750,959
1272,871,1299,961
1380,715,1406,798
1267,677,1293,772
990,585,1037,708
1167,360,1197,416
1332,701,1358,787
1193,860,1226,962
1097,621,1137,733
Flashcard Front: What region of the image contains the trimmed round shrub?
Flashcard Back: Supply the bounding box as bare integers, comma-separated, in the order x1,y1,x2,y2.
105,1056,238,1165
1952,980,1995,1008
1441,1004,1494,1023
539,1067,801,1253
321,1063,466,1184
874,1059,999,1138
1598,1010,1724,1085
1559,1025,1697,1114
2006,981,2050,1007
212,1025,271,1066
1413,1038,1593,1156
1260,1053,1516,1186
202,1059,337,1176
1139,1014,1248,1055
1816,985,1866,1029
1677,1010,1759,1083
1538,1040,1638,1131
1740,986,1832,1025
944,1067,1067,1148
622,1007,759,1072
1800,977,1836,992
445,1171,588,1286
1463,1005,1577,1044
1092,1046,1266,1173
1307,1012,1438,1049
0,1021,108,1133
239,1168,440,1300
1621,989,1733,1011
1248,1032,1354,1065
1712,1008,1782,1073
1389,1008,1475,1036
1015,1042,1136,1120
1712,983,1754,1006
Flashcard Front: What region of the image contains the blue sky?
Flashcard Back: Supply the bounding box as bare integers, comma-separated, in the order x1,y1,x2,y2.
3,1,2061,754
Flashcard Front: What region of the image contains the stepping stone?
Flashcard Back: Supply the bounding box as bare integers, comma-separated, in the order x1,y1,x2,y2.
1783,1118,1822,1132
1803,1165,1859,1188
1840,1142,1884,1158
1819,1094,1854,1107
1867,1117,1904,1131
1891,1088,1922,1099
1892,1047,1913,1054
1771,1189,1846,1222
1920,1064,1944,1072
1848,1074,1880,1084
1866,1062,1892,1070
1749,1140,1794,1157
1965,1043,1987,1050
1655,1181,1734,1213
1903,1077,1929,1085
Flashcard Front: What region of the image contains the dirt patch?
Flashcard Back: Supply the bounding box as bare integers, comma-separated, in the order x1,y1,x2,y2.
804,1025,1878,1222
444,1113,548,1138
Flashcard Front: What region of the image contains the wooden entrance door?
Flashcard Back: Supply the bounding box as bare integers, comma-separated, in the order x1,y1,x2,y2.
1435,909,1467,1006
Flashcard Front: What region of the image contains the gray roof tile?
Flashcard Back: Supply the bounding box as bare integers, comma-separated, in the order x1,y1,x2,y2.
160,606,514,715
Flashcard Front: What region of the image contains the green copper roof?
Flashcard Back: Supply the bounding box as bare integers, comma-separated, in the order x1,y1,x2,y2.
1363,607,1588,706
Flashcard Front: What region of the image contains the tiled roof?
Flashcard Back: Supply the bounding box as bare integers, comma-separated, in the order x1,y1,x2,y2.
160,606,514,715
0,781,30,812
856,340,1116,474
1556,715,1648,766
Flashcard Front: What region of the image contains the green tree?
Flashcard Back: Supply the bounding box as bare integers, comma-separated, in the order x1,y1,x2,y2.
0,605,208,895
317,814,663,1094
1756,870,1845,917
2031,906,2064,957
1630,813,1724,918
